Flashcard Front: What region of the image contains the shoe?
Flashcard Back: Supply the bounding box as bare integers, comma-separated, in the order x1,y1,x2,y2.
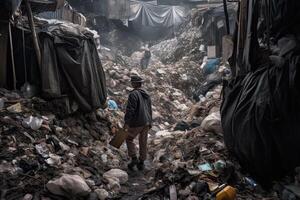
128,157,138,170
137,160,145,171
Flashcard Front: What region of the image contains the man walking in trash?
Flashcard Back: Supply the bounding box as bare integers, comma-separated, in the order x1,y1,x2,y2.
140,44,151,70
124,75,152,170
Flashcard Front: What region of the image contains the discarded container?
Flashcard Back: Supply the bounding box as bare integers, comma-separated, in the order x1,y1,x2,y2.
244,177,257,188
214,160,226,171
198,163,213,171
216,186,237,200
109,129,128,149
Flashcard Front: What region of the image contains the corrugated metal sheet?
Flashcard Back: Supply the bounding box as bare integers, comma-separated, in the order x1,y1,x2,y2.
39,3,86,26
68,0,130,20
30,0,65,12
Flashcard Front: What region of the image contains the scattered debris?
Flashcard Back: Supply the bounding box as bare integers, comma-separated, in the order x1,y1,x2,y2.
46,174,91,197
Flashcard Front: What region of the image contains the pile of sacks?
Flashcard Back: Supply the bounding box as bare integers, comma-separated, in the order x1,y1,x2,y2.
0,88,131,200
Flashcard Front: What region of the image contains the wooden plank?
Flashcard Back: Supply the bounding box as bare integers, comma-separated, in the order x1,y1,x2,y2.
0,22,8,88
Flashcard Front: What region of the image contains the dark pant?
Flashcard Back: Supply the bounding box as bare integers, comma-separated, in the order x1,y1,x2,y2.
126,125,150,161
141,58,150,69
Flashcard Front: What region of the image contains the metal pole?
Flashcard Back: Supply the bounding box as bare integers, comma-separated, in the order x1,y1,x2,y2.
223,0,230,35
8,22,17,90
24,0,41,69
22,29,27,83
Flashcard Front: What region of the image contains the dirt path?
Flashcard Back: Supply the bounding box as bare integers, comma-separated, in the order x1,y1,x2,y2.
121,161,154,200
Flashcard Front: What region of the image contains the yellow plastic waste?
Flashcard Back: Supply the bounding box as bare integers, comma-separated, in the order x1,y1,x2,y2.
216,186,237,200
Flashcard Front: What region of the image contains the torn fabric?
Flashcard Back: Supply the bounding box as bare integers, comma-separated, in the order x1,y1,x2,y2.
129,0,188,27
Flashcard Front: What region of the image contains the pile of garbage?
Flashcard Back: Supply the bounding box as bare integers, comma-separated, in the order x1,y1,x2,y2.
149,7,213,65
0,88,132,199
150,15,204,64
102,54,196,132
102,42,228,131
142,87,279,200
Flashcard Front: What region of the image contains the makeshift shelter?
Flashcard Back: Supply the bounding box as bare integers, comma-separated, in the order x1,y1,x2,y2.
129,0,188,39
200,3,236,57
0,0,107,112
38,2,87,26
67,0,130,20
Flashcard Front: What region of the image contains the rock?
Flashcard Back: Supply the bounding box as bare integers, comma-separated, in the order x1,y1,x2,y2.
186,196,199,200
105,176,121,191
88,192,98,200
95,189,109,200
86,179,96,187
201,112,222,134
22,194,33,200
46,174,91,197
179,189,190,197
111,159,120,167
59,142,71,152
80,147,90,156
103,169,128,185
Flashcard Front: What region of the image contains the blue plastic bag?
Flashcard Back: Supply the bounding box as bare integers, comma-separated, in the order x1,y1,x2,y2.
108,100,118,110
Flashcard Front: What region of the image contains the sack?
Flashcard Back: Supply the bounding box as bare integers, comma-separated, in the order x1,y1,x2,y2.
221,49,300,184
109,129,128,149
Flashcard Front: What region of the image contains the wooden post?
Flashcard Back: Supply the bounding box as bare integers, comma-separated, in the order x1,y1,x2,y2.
0,22,9,88
22,29,28,82
24,0,41,69
8,22,17,90
223,0,230,35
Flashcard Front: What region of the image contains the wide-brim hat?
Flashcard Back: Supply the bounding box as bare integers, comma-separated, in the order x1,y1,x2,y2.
130,75,144,83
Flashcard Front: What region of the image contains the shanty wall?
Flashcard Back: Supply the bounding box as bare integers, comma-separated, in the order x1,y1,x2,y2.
39,3,87,26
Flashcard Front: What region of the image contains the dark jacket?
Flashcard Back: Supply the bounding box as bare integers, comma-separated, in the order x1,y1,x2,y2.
124,89,152,128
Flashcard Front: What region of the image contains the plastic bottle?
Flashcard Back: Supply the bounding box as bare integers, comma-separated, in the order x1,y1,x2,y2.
244,177,257,188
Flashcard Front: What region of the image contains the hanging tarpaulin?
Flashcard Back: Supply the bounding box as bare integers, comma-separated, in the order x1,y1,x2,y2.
130,0,188,27
0,0,22,17
12,0,23,14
